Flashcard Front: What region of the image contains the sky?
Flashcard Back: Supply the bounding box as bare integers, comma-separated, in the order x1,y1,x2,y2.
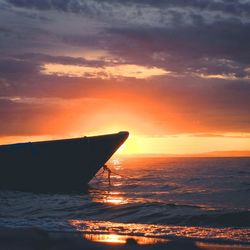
0,0,250,155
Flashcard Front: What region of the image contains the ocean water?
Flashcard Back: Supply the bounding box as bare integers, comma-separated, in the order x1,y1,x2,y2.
0,157,250,244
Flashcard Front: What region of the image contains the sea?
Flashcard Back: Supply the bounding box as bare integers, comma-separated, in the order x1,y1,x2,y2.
0,157,250,244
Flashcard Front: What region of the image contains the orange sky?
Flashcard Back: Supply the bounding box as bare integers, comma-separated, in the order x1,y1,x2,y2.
1,83,250,155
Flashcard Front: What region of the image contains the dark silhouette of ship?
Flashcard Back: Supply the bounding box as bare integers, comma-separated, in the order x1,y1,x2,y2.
0,131,129,192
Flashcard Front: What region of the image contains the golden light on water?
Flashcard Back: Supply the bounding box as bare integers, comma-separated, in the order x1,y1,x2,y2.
83,233,168,245
84,234,126,244
103,194,127,205
69,220,250,243
91,190,128,205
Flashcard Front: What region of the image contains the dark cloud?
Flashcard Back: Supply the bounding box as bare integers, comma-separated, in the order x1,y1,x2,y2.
0,26,12,34
106,18,250,74
0,55,128,99
7,0,96,15
7,0,58,11
4,0,250,71
15,53,106,67
7,0,250,17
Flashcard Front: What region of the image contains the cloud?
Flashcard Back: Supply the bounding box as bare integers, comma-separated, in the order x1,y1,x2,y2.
7,0,250,21
15,53,106,67
3,0,250,76
106,18,250,73
0,26,12,34
41,63,169,79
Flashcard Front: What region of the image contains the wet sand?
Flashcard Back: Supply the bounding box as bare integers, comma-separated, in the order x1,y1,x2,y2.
0,228,249,250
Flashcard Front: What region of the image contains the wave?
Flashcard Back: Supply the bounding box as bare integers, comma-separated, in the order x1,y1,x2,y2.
105,206,250,228
1,218,249,244
1,191,249,228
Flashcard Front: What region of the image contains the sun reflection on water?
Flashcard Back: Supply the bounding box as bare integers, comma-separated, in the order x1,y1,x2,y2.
103,192,128,205
90,190,128,205
84,234,126,244
111,158,123,171
83,233,168,245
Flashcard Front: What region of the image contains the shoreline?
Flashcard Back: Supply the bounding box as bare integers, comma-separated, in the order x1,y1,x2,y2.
0,228,249,250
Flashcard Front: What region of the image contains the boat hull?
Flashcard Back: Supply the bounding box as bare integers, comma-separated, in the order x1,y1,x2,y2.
0,132,129,192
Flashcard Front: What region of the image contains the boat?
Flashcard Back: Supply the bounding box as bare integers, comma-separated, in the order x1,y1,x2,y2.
0,131,129,192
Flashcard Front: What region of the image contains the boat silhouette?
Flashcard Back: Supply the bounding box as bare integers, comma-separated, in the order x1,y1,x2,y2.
0,131,129,192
